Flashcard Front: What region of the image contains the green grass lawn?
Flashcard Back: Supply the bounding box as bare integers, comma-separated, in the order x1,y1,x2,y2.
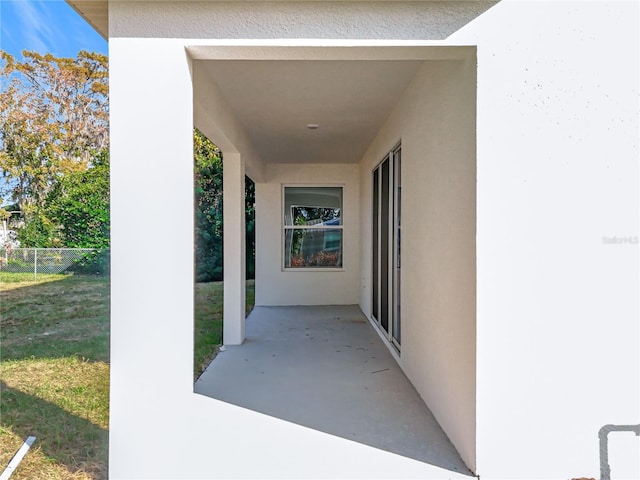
1,272,253,479
0,273,110,480
194,280,255,379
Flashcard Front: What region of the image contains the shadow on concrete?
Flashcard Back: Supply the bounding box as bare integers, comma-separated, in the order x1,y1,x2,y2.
195,305,471,476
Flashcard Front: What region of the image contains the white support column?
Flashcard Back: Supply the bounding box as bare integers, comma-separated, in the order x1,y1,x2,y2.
223,152,246,345
109,38,195,476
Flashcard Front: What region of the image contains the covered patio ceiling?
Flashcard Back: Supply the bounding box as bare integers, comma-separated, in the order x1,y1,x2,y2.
191,45,475,170
194,59,423,164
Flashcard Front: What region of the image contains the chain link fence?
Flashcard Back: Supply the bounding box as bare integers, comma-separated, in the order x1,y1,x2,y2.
0,248,109,279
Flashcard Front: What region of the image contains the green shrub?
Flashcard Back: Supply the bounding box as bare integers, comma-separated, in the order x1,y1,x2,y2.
66,249,110,275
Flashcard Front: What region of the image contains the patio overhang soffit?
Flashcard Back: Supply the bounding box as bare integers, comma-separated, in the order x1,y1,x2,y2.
191,46,475,168
66,1,108,40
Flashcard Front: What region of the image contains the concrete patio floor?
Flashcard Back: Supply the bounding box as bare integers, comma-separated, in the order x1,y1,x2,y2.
194,305,471,476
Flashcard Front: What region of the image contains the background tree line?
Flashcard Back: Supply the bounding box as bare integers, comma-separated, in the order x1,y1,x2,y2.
1,50,253,281
194,129,255,282
1,50,109,250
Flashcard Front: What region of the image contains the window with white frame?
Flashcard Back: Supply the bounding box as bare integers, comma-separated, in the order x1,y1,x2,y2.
283,186,343,269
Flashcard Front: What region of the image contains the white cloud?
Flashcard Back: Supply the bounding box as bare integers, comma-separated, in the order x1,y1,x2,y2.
7,0,89,56
2,0,106,57
9,0,56,53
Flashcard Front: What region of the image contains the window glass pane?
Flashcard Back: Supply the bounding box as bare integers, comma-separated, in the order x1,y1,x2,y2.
284,187,342,226
285,229,343,268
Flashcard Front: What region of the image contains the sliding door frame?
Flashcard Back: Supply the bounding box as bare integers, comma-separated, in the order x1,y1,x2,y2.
372,143,402,351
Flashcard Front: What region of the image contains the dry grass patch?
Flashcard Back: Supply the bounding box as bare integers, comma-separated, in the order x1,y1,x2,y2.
1,272,253,477
0,429,96,480
1,358,109,429
0,274,109,480
0,275,109,362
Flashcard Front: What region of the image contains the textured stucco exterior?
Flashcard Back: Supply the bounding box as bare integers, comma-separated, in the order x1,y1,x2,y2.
358,57,477,470
453,2,639,477
109,1,495,40
104,1,639,479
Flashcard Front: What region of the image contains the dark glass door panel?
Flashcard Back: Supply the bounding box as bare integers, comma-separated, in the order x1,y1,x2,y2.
372,169,379,321
380,157,390,333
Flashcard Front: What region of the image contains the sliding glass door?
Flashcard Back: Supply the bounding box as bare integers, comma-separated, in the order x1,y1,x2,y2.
372,145,401,349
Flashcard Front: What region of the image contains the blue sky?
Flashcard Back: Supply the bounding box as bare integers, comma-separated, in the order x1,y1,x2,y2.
1,0,107,58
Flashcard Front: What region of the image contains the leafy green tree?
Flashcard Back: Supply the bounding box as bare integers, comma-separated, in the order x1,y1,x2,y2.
15,207,58,247
194,129,255,282
1,50,108,247
245,177,255,280
0,50,108,219
47,150,110,248
194,129,223,282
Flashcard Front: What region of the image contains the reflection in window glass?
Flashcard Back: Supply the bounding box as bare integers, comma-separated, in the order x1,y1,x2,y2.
284,186,343,269
285,229,343,267
284,187,342,226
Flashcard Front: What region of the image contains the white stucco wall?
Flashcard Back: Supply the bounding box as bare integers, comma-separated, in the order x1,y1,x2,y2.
256,163,360,306
107,1,639,479
109,37,466,480
449,1,639,478
358,57,477,471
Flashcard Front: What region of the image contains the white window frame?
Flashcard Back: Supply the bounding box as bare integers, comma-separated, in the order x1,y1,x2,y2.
282,184,345,271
